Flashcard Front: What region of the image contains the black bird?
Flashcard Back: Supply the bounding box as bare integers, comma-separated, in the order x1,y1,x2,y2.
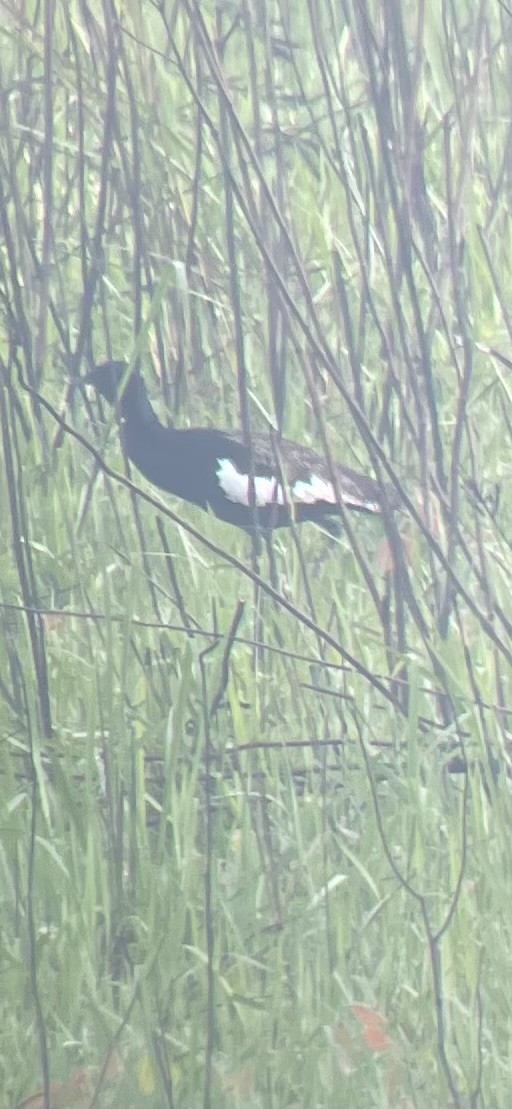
86,360,394,532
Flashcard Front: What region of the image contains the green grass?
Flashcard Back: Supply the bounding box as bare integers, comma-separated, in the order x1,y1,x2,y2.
1,1,512,1106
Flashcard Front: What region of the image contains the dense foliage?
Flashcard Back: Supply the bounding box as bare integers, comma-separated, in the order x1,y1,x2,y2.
1,1,512,1105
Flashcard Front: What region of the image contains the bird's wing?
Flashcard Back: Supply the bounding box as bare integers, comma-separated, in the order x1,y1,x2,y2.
213,433,332,509
213,431,386,513
276,439,389,513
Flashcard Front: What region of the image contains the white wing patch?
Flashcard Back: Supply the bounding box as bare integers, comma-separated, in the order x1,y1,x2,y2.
348,497,381,513
217,459,286,507
217,458,365,509
293,475,336,505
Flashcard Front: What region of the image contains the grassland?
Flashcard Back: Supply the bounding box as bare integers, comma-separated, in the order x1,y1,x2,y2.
1,1,512,1106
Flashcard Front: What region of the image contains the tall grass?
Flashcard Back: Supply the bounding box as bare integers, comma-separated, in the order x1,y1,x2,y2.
1,0,512,1105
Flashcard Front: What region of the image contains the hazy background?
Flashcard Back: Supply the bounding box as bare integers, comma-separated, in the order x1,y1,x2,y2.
0,1,511,1106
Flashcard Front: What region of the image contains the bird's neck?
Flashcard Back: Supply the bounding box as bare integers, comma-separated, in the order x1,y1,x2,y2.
117,376,186,494
114,375,207,508
120,374,161,429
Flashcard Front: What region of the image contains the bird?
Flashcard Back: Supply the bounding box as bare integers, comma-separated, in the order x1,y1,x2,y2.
86,359,396,532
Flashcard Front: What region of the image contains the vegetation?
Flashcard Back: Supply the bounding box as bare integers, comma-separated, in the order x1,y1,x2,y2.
1,0,512,1105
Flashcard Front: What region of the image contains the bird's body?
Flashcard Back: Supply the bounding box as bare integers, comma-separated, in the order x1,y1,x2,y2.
87,360,394,531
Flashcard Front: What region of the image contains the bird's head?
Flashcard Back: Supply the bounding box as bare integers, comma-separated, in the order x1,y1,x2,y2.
86,359,158,428
86,360,131,406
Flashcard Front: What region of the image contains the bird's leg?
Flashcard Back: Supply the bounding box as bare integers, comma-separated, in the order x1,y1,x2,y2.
249,525,262,570
248,528,263,671
265,532,279,592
